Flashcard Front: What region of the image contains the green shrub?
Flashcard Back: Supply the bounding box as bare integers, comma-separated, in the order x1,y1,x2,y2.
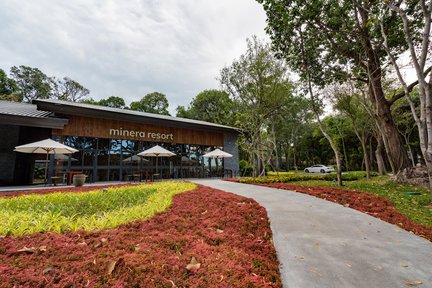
239,160,253,177
239,171,378,184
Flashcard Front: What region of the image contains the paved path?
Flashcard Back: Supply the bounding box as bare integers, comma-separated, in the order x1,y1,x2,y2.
193,179,432,288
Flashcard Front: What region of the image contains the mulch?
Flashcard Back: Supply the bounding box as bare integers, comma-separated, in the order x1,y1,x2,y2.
227,179,432,241
0,185,281,288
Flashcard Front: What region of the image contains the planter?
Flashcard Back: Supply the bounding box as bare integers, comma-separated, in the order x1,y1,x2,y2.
72,174,87,187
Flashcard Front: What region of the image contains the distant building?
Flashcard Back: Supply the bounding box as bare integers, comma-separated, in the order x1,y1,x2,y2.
0,100,239,185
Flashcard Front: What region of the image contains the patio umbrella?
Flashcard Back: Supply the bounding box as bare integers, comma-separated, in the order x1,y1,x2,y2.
137,145,175,178
203,148,232,177
14,138,78,183
122,155,149,163
123,154,149,179
54,154,78,162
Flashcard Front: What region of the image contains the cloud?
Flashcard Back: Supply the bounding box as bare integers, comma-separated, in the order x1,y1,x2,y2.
0,0,268,114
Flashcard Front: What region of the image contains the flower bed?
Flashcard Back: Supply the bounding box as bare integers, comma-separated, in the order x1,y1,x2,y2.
0,183,140,198
0,182,195,236
0,185,281,287
228,180,431,241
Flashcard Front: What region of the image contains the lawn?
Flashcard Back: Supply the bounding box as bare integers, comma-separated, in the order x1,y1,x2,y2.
229,173,432,241
0,182,281,287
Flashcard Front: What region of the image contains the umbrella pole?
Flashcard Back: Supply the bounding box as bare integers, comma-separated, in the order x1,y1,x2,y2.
156,156,158,180
44,152,49,185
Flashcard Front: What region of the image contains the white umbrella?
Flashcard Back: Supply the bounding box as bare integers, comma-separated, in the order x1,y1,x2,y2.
55,154,78,161
137,145,176,178
14,138,78,183
122,155,149,163
123,154,150,180
203,148,232,177
181,156,197,165
203,148,233,159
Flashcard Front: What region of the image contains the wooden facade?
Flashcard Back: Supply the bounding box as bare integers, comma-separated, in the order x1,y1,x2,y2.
52,116,224,146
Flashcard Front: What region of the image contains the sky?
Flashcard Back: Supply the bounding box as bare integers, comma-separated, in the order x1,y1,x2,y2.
0,0,268,114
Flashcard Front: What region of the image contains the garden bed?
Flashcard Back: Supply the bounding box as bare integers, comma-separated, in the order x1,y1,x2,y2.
0,184,280,287
0,183,139,198
226,179,432,241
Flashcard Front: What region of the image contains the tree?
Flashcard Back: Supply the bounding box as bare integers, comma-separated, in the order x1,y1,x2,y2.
220,36,294,177
54,77,90,102
130,92,170,115
257,0,412,174
175,105,193,119
175,90,236,126
98,96,126,109
10,65,54,102
0,69,17,96
272,95,312,171
331,84,374,178
378,1,432,191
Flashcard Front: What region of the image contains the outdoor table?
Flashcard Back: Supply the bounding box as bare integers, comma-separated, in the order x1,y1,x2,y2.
50,176,63,186
152,173,160,181
64,171,83,185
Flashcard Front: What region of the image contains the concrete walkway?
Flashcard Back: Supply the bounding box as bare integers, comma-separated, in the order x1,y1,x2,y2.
193,179,432,288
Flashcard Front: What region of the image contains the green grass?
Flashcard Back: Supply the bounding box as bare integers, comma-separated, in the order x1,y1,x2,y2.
0,182,196,236
242,171,378,184
285,176,432,227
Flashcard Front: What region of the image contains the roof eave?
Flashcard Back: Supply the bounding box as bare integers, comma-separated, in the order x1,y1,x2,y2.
34,100,240,134
0,114,69,129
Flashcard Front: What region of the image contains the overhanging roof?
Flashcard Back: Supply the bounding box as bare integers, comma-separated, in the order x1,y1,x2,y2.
0,101,68,129
33,99,239,134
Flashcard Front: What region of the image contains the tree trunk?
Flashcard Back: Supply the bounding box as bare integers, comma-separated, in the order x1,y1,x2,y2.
355,129,371,179
357,7,411,174
375,135,386,175
317,118,343,185
285,145,290,171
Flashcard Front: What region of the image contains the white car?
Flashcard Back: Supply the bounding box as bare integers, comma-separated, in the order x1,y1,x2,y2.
304,164,334,173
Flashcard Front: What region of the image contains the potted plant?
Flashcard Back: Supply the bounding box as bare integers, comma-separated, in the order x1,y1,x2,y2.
72,174,87,187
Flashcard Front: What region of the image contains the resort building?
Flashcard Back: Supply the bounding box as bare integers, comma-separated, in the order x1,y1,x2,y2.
0,100,239,186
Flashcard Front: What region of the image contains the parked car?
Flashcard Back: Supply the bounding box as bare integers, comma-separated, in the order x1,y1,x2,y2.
304,164,334,173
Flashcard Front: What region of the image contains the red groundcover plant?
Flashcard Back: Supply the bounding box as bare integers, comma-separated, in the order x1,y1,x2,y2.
0,185,281,287
225,179,432,241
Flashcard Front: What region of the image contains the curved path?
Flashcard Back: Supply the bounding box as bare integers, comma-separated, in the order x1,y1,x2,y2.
193,179,432,288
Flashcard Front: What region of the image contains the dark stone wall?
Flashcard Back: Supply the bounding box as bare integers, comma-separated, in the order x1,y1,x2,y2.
0,124,50,186
223,132,239,176
13,126,51,185
0,125,20,185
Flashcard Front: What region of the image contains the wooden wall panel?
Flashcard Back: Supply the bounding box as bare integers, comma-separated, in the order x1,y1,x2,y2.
52,116,224,146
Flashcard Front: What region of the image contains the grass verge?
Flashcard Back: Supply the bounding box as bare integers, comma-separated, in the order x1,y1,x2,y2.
286,176,431,228
0,182,196,236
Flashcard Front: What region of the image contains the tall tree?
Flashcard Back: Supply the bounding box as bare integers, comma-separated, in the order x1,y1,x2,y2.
220,36,294,177
97,96,126,109
0,69,17,95
257,0,412,174
331,84,373,178
130,92,170,115
54,77,90,102
175,90,236,126
10,65,54,102
272,95,312,171
379,1,432,191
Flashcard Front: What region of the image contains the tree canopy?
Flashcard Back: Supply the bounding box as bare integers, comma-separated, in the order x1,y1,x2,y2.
130,92,170,115
10,65,54,102
176,90,236,126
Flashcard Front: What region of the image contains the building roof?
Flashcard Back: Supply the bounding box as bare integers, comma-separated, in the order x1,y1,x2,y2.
0,101,68,129
33,99,239,133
